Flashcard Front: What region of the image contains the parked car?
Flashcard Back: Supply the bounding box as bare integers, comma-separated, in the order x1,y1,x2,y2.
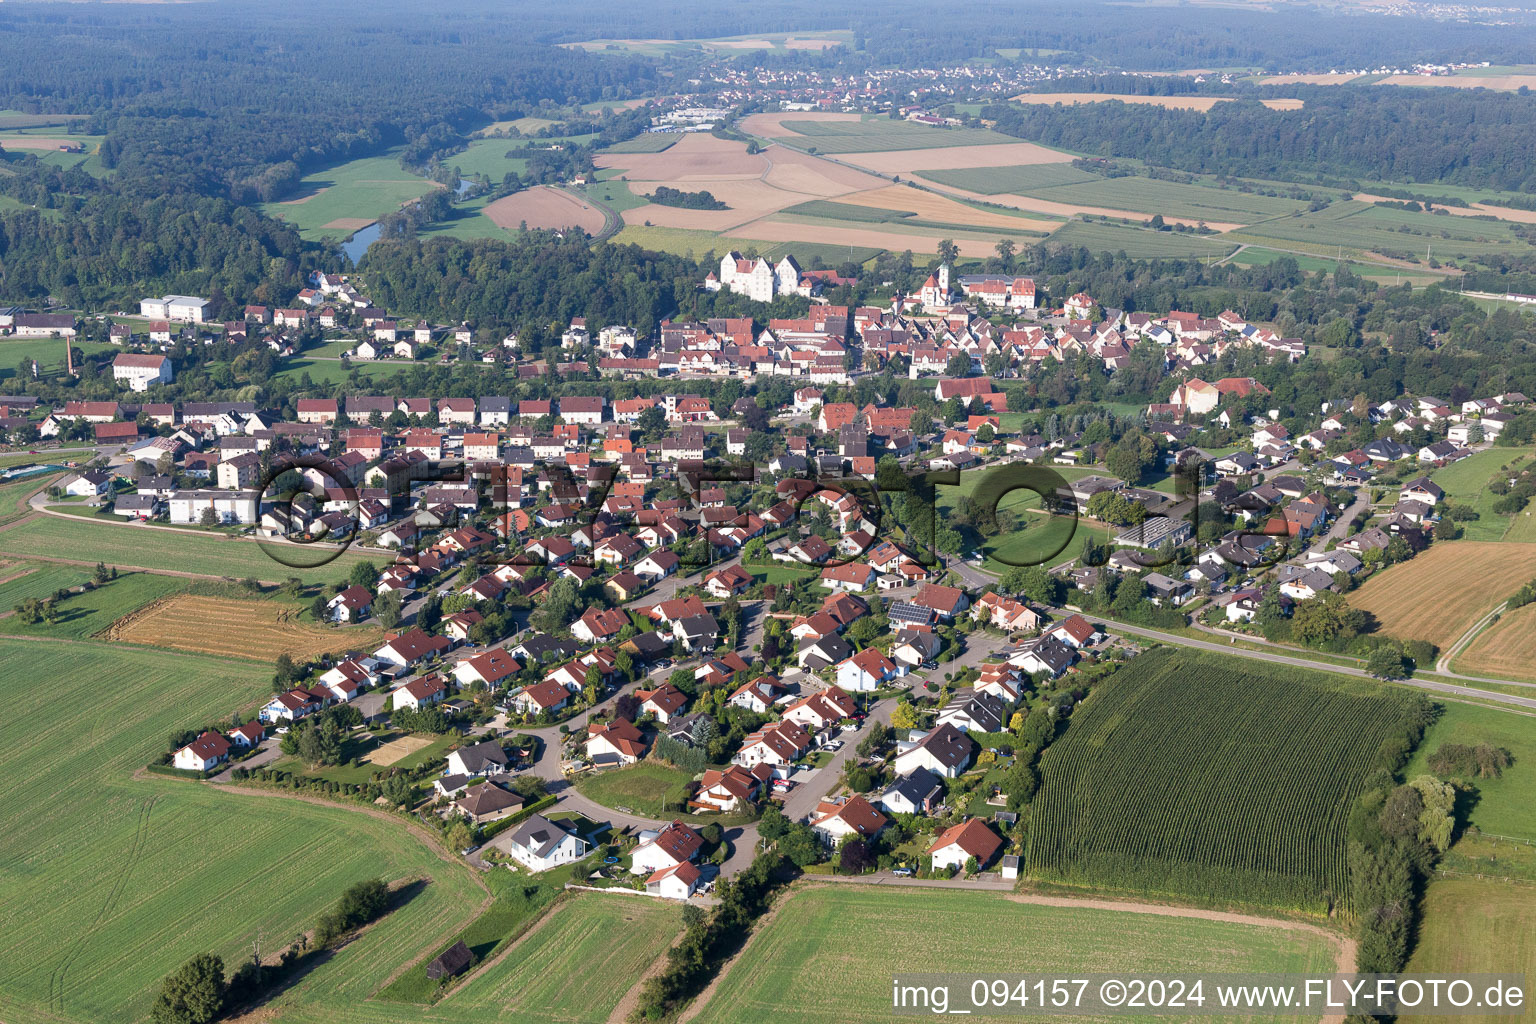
891,867,914,877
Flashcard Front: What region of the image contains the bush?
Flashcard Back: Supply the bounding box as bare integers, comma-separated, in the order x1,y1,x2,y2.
150,953,224,1024
1426,742,1511,779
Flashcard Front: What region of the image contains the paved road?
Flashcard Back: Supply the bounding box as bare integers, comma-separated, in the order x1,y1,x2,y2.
1096,615,1536,711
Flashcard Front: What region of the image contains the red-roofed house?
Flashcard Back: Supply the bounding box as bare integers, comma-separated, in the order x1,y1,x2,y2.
929,818,1003,872
836,647,901,692
810,794,888,846
173,731,232,771
394,674,448,711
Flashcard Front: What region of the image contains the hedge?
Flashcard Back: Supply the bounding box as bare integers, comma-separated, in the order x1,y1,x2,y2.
477,795,558,841
143,763,217,781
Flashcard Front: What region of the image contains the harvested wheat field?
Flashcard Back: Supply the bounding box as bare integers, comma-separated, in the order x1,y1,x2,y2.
597,132,769,181
1009,92,1303,111
1349,541,1536,650
1457,602,1536,682
484,186,607,233
1376,74,1536,90
365,734,434,766
613,141,892,231
321,217,376,231
839,142,1073,174
738,111,866,138
0,137,91,151
101,594,385,661
1353,193,1536,225
833,184,1062,231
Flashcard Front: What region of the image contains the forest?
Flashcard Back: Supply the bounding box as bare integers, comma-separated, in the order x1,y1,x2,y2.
984,88,1536,194
0,2,659,203
0,167,325,309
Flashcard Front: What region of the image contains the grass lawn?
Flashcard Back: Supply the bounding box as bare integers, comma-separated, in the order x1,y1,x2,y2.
929,168,1309,223
0,336,116,382
580,177,649,214
1401,701,1536,840
1406,878,1536,1024
1429,447,1536,541
983,514,1112,573
272,356,425,385
601,134,679,154
0,471,60,524
4,570,184,639
1233,200,1525,262
610,222,883,266
689,885,1339,1024
0,638,486,1024
442,892,680,1021
259,149,440,241
748,563,820,585
574,761,695,817
0,514,372,585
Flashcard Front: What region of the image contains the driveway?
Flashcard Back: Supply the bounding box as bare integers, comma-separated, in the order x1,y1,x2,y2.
209,739,282,783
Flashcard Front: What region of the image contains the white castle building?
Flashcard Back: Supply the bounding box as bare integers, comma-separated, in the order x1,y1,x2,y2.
706,252,816,303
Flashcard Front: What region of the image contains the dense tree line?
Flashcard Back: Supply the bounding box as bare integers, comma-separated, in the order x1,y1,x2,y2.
0,1,659,202
358,232,699,338
0,164,329,307
984,87,1536,193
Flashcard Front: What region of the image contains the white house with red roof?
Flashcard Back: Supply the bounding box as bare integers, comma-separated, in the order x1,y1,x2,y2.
453,648,522,689
586,718,647,764
318,657,378,701
781,688,857,731
728,675,784,714
645,861,702,900
1047,614,1098,649
810,794,888,847
836,647,901,692
734,720,810,769
326,584,374,623
228,721,265,750
394,674,448,711
631,821,705,876
929,818,1004,872
173,731,231,771
373,627,452,668
693,764,771,812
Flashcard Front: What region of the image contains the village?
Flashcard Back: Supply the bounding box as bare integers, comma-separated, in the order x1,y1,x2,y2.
3,257,1525,913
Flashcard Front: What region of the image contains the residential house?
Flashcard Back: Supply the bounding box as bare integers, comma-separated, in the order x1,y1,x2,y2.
878,767,943,816
172,731,231,772
809,794,888,847
734,720,810,768
929,818,1003,872
894,724,973,779
394,674,448,711
504,814,588,872
586,718,647,764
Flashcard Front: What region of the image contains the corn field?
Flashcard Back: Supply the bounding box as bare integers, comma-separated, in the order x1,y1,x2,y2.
1027,648,1418,911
